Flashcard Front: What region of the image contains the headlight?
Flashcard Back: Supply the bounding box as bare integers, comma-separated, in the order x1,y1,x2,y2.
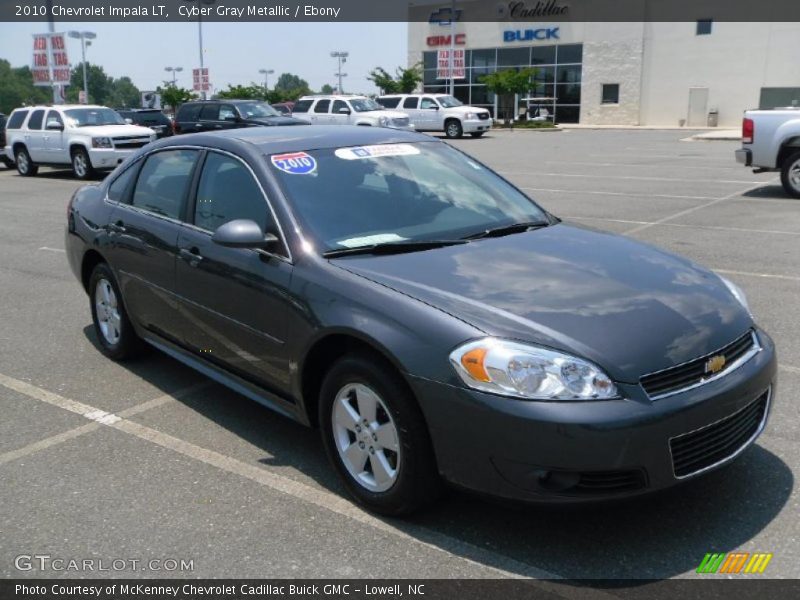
92,137,112,149
465,112,476,120
719,275,752,317
449,338,618,401
149,134,156,142
378,116,390,126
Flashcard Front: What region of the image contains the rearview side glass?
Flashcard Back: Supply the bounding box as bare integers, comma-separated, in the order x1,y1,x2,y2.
131,150,198,219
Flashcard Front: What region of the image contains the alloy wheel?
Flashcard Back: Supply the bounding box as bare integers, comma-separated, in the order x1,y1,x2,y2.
73,153,88,178
790,158,800,192
94,278,121,345
16,151,29,173
332,383,401,492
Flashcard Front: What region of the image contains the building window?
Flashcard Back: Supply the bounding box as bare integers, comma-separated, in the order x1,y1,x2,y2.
601,84,620,104
696,20,713,35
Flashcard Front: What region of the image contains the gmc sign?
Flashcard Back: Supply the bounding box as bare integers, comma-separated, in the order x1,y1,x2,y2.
427,34,466,47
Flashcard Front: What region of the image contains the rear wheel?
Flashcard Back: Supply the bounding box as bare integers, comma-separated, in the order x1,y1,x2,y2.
319,354,442,515
780,150,800,198
71,147,95,180
15,147,38,176
89,263,143,360
444,119,463,139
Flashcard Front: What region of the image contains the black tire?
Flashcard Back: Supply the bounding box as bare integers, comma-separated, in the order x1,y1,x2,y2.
319,353,442,515
444,119,463,139
780,150,800,199
71,147,96,180
470,132,485,139
1,156,13,168
89,263,144,360
15,147,38,176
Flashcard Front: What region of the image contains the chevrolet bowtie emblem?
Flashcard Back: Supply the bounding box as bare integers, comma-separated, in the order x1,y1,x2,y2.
705,355,727,374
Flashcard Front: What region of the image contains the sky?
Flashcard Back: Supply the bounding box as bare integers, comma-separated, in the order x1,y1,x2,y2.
0,21,408,95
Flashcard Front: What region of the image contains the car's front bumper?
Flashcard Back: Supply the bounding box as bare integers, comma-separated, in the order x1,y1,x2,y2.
735,148,752,166
410,328,776,503
87,148,143,170
462,119,492,134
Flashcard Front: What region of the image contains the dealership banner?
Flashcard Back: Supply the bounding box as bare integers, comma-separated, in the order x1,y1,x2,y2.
4,0,800,22
3,579,800,600
31,32,70,86
436,49,465,80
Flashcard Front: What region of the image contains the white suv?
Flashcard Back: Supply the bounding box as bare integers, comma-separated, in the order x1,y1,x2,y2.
376,94,492,138
4,105,156,179
291,95,414,130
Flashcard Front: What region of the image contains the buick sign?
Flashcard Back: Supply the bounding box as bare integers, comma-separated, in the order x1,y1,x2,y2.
503,27,560,42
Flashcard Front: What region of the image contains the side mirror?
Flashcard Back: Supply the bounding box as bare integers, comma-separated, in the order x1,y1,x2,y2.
124,118,133,124
47,121,64,131
337,107,351,115
211,219,279,249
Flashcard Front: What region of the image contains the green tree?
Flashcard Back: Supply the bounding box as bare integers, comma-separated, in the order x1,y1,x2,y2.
66,62,112,104
106,76,140,108
157,84,196,112
0,60,51,113
320,84,334,94
272,73,311,101
480,68,538,122
216,83,265,100
367,64,422,94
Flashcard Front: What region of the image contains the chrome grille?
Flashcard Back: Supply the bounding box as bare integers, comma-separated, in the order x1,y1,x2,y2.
391,117,410,128
112,136,151,150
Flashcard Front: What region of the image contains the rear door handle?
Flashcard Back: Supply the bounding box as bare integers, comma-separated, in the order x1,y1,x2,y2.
108,221,126,234
179,247,204,266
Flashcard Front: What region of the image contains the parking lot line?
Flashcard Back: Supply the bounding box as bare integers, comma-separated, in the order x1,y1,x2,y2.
781,364,800,375
564,216,800,237
501,171,767,185
623,182,768,235
543,160,745,172
38,247,66,253
0,370,626,593
713,269,800,283
0,421,100,466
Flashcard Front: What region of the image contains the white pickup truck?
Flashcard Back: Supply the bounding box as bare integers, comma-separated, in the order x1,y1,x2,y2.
735,107,800,197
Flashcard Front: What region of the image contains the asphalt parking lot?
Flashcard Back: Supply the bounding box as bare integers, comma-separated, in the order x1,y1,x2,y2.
1,129,798,586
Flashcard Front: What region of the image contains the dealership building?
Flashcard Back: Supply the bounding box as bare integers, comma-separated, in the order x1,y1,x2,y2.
407,19,800,127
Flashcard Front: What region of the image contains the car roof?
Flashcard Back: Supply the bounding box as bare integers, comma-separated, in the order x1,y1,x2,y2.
160,125,434,154
299,95,366,100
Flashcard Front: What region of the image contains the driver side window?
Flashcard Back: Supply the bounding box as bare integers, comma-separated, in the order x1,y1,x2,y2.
131,150,198,219
219,105,236,120
420,97,438,109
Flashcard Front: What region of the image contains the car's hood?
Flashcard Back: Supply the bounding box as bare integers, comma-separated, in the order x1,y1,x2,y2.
76,124,154,137
244,116,308,126
444,105,490,116
334,224,753,383
361,110,408,120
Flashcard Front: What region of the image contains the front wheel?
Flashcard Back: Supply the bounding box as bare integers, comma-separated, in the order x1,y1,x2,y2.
89,263,143,360
72,147,96,180
780,150,800,198
319,354,442,515
15,147,38,176
444,119,463,139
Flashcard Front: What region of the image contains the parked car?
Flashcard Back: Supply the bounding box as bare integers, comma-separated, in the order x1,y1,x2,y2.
173,99,305,134
291,95,413,130
377,93,491,138
116,108,174,138
4,105,155,179
66,125,776,515
735,107,800,197
0,112,12,167
271,102,294,115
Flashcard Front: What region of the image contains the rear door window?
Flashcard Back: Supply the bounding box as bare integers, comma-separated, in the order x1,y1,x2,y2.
314,100,331,113
292,99,313,113
199,104,219,121
7,110,29,129
131,150,199,219
27,109,45,130
177,104,202,122
402,97,419,109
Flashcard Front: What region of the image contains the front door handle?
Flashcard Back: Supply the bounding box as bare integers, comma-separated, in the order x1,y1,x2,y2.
179,247,204,266
108,221,126,234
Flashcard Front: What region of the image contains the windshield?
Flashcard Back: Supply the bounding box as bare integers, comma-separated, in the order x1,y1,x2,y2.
237,102,281,118
437,95,463,108
64,108,126,127
270,142,549,253
351,98,383,112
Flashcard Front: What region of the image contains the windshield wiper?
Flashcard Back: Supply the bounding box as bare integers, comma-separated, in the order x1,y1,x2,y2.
462,220,550,240
323,239,467,258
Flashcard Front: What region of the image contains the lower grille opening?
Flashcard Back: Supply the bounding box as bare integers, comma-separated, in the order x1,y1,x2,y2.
669,389,770,478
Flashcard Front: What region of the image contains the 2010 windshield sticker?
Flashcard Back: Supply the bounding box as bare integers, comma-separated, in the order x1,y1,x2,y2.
271,152,317,175
334,144,421,160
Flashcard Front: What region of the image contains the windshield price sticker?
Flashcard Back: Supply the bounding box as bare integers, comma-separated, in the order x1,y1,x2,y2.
271,152,317,175
335,144,421,160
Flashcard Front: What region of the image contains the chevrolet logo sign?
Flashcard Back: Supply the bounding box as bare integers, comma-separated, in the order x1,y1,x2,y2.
429,7,462,25
705,355,727,375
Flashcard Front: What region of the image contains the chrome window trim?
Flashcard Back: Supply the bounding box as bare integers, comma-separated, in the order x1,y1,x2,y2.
668,386,771,480
102,144,293,263
643,331,761,400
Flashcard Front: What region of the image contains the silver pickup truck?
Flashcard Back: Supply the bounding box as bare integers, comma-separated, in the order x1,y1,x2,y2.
735,107,800,197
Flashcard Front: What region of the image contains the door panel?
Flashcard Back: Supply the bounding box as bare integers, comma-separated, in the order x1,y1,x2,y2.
25,109,47,162
175,151,293,393
43,110,66,163
687,88,709,127
106,149,199,341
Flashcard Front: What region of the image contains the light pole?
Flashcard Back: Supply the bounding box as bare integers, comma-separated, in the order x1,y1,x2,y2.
258,68,274,96
68,30,96,104
330,51,348,95
183,0,216,99
164,66,183,86
334,73,348,93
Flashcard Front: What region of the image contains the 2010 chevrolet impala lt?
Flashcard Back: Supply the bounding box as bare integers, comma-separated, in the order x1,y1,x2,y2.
65,126,777,515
